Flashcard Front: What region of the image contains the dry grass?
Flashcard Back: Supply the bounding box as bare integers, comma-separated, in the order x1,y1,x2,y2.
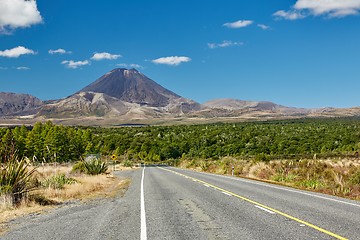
0,164,131,231
32,164,73,179
180,157,360,200
40,174,127,201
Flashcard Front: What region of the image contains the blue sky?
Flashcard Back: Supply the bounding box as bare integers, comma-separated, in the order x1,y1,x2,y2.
0,0,360,108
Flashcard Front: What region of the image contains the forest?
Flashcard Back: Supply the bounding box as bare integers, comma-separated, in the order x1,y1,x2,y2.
1,118,360,164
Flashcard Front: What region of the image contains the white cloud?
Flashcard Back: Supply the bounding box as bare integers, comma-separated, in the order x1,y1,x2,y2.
61,60,90,69
0,46,36,58
274,0,360,19
257,24,271,30
116,63,143,69
208,40,244,49
273,10,305,20
295,0,360,17
152,56,191,66
0,0,43,34
223,20,253,29
91,52,121,61
16,66,30,70
49,48,72,55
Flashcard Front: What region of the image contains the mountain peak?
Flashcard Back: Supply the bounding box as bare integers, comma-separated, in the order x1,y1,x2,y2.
107,68,140,77
110,68,138,72
78,68,181,107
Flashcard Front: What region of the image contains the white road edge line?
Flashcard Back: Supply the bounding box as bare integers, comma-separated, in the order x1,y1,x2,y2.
203,184,210,188
141,166,147,240
184,168,360,208
255,205,276,214
222,191,232,196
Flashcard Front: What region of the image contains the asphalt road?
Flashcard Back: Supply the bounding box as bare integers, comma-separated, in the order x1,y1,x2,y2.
2,166,360,239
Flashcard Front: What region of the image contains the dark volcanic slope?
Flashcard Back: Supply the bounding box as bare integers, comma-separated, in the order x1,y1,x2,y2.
79,68,181,107
0,92,43,116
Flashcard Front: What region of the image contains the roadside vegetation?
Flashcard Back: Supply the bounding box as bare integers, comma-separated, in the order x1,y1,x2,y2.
179,157,360,199
3,118,360,164
1,117,360,217
0,151,128,228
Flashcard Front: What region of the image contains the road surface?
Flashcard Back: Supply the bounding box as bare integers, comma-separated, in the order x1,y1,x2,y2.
2,166,360,239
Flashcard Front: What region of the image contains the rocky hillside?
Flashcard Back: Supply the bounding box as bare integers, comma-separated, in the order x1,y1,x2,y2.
0,92,43,116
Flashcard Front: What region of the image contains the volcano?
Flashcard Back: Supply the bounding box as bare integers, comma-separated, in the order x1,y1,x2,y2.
79,68,182,107
40,68,201,118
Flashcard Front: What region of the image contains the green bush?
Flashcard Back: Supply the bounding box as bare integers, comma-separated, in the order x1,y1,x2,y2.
83,159,108,175
42,174,77,189
123,160,133,168
350,170,360,184
0,158,37,205
271,173,298,183
71,161,87,174
299,179,324,189
200,160,210,171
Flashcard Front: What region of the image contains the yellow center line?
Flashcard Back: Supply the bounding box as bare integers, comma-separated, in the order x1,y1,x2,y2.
159,167,348,240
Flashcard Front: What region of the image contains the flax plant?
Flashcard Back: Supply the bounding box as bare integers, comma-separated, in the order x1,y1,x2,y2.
0,157,37,205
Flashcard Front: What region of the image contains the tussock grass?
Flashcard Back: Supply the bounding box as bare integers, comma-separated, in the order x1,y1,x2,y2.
41,174,119,201
180,158,360,200
0,163,130,228
41,174,77,190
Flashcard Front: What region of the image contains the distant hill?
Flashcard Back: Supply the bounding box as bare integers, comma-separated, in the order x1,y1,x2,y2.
203,98,281,111
1,69,360,125
0,92,43,116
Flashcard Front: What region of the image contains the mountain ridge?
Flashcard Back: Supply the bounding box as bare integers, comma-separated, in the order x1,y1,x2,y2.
0,68,359,124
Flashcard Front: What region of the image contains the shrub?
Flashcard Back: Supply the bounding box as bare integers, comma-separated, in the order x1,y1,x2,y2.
200,160,210,171
350,170,360,185
0,158,37,205
83,159,108,175
42,174,77,189
71,161,87,174
271,173,298,183
71,160,108,175
123,160,133,168
299,179,324,189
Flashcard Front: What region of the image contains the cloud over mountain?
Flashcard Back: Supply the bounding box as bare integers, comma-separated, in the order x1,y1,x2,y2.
61,60,90,69
91,52,121,61
116,63,143,69
152,56,191,66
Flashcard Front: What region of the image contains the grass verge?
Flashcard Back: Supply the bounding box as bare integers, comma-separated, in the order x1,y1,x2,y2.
0,164,131,233
179,157,360,200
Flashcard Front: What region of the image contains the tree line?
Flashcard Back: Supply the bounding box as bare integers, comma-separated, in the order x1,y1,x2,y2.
1,118,360,163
